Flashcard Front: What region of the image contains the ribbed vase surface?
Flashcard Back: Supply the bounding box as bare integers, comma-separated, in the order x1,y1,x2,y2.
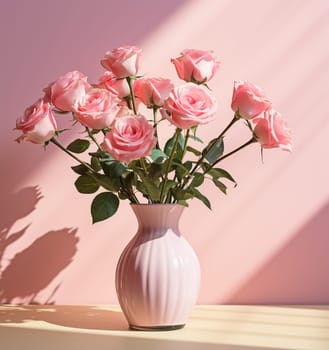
115,204,200,330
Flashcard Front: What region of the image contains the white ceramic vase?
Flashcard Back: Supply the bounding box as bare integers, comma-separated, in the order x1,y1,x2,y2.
115,204,200,330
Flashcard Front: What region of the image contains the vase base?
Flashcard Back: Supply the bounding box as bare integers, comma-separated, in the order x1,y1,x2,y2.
129,324,185,331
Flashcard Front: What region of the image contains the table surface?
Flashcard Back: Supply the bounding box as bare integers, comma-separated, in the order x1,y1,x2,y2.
1,305,329,350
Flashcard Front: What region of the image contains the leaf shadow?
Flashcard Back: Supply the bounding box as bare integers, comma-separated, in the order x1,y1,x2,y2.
0,186,43,270
0,228,79,304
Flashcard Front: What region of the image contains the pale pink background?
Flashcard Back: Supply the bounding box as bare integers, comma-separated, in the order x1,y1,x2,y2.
1,0,328,304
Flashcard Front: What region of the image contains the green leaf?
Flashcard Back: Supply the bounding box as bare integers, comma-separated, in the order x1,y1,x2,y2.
91,156,102,172
149,162,166,180
101,160,126,178
189,135,204,143
183,161,193,171
172,189,194,201
172,160,190,181
190,126,203,143
118,191,129,200
130,163,161,201
190,172,204,188
150,148,167,163
128,160,142,172
91,192,119,223
213,178,227,194
121,171,136,187
177,200,189,207
190,188,212,209
91,173,121,192
74,175,99,194
186,146,202,156
67,139,90,153
136,181,149,198
89,150,111,159
189,125,203,143
163,180,176,193
71,164,89,175
164,132,184,158
208,168,236,184
139,175,161,201
203,137,224,164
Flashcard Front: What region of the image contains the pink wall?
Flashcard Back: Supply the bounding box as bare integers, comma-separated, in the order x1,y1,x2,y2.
1,0,329,304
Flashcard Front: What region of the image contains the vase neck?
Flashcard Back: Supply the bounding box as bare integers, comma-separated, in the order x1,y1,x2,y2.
131,204,184,232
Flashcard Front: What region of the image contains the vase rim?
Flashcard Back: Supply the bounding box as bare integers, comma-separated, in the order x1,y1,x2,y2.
130,203,185,207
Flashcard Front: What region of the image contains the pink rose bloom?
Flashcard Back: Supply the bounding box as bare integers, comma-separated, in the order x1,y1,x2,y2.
101,114,156,162
134,77,174,108
163,83,217,129
171,49,220,83
100,46,142,78
45,70,89,112
253,109,292,152
15,99,57,144
231,81,272,120
73,88,120,130
97,71,130,98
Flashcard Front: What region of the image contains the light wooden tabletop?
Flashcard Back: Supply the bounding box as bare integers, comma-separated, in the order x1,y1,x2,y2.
1,305,329,350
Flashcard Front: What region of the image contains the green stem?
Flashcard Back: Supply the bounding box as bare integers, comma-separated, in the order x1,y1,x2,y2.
153,107,160,149
50,138,96,173
126,76,137,114
119,177,139,204
160,128,181,203
204,137,257,175
182,128,190,159
166,128,190,202
86,127,102,150
190,114,239,176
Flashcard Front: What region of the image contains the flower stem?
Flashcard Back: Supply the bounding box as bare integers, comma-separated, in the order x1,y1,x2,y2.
204,137,257,174
50,137,95,173
119,177,139,204
182,128,190,159
190,114,239,175
127,76,137,114
160,128,181,202
153,107,160,149
86,127,102,150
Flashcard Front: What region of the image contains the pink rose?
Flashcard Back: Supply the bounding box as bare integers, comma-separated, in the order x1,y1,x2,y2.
101,114,156,162
253,109,292,151
15,99,57,144
171,49,220,83
162,83,217,129
73,88,120,130
100,46,142,78
231,81,272,120
97,71,130,98
134,77,174,108
45,70,89,112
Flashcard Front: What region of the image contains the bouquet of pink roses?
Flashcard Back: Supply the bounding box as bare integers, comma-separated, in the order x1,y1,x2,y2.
15,46,292,223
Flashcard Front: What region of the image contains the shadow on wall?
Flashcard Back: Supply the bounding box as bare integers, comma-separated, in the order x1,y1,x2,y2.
226,201,329,304
0,186,79,304
0,186,43,271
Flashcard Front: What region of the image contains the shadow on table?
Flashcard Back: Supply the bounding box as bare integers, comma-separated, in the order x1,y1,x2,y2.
0,306,285,349
0,305,128,331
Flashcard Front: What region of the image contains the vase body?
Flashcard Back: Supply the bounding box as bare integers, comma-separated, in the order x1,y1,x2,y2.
115,204,200,330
